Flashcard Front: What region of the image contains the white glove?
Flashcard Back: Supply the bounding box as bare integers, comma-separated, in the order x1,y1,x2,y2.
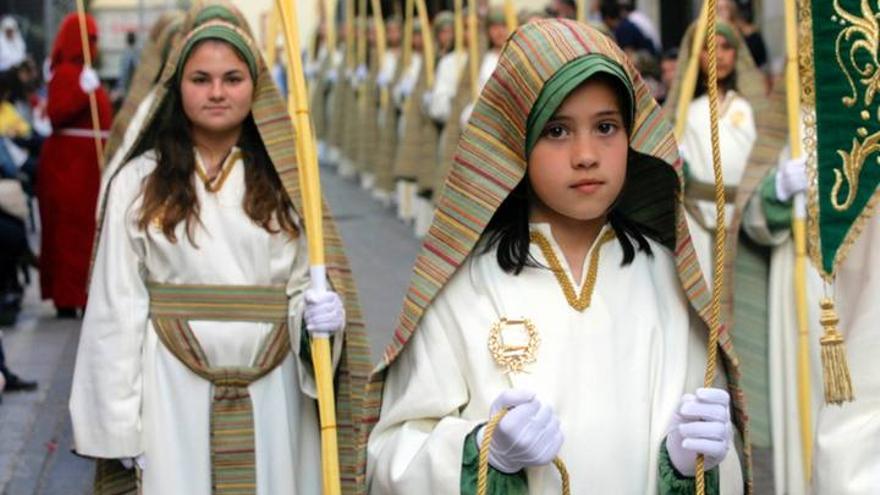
775,156,808,202
119,454,146,470
420,90,434,114
665,388,732,477
377,70,393,89
476,389,564,474
303,288,346,335
398,76,416,99
325,68,339,84
459,102,474,129
79,66,100,94
354,63,369,84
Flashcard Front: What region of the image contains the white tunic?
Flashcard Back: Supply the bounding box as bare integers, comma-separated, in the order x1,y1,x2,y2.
70,150,333,495
811,213,880,493
741,149,823,495
428,51,468,123
680,92,756,283
368,223,743,494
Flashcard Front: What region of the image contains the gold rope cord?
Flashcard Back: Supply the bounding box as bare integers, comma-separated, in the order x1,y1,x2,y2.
477,409,570,495
696,0,726,492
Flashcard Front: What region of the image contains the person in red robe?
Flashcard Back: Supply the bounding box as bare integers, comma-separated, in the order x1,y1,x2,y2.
37,13,112,317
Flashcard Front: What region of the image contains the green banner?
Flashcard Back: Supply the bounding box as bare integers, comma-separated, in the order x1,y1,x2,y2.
801,0,880,276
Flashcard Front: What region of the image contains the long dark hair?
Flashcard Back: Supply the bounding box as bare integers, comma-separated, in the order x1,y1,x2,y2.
132,80,298,244
480,151,654,275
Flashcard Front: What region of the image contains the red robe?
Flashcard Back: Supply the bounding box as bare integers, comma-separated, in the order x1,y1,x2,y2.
37,13,112,309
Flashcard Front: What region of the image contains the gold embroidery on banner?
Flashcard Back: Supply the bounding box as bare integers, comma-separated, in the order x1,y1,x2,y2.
800,0,880,279
829,0,880,212
488,318,539,375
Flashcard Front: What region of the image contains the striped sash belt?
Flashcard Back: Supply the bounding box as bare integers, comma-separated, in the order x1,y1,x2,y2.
147,283,290,495
683,180,738,231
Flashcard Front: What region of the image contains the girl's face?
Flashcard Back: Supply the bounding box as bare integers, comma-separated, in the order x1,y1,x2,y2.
700,34,736,82
488,22,508,49
180,40,254,137
527,77,628,225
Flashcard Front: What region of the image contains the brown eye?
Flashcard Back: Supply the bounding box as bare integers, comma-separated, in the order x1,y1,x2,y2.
596,122,620,136
542,123,569,139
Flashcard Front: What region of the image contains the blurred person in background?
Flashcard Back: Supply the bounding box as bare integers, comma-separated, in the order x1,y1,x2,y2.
0,17,25,72
37,13,112,319
599,0,656,56
112,31,140,107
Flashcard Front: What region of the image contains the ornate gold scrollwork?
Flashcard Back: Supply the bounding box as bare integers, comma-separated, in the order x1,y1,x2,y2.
830,0,880,211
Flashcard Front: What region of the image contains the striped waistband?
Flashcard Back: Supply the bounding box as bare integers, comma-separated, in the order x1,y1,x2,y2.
147,283,288,322
55,128,110,139
685,180,737,204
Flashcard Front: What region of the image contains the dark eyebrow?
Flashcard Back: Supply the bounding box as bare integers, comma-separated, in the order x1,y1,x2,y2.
552,109,623,120
188,69,245,77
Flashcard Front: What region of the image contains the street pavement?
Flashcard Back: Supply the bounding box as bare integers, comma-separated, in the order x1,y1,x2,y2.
0,165,774,494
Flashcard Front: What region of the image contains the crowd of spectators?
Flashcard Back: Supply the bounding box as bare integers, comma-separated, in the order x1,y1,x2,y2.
0,15,44,400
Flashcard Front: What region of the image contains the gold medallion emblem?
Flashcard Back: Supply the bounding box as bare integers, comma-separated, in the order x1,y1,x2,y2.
730,110,745,127
488,318,539,375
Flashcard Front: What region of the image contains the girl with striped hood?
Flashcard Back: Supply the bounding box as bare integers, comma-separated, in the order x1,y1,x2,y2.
70,6,370,494
367,19,750,494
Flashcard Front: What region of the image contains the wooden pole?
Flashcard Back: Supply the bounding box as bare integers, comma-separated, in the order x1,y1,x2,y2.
467,0,479,102
74,0,105,169
504,0,518,33
275,1,340,494
784,0,813,481
673,1,710,140
414,0,435,87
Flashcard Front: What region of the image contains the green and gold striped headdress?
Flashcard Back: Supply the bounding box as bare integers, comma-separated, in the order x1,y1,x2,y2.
93,3,372,494
365,17,751,491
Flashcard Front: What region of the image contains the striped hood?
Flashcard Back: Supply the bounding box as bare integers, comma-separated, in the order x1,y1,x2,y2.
365,18,751,492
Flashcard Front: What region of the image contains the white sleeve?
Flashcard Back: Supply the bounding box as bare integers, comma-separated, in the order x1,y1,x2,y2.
367,300,481,493
69,167,149,459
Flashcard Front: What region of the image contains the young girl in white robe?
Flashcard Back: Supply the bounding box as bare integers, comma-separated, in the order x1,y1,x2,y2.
366,19,751,495
69,6,370,494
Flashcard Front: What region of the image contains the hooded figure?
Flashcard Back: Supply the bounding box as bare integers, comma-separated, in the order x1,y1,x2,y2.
0,17,26,71
70,5,370,494
37,13,113,316
367,19,751,494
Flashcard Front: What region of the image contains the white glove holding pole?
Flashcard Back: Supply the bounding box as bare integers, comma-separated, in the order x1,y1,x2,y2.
354,63,369,84
303,266,345,336
476,389,564,474
775,156,808,202
120,454,146,471
79,66,100,94
665,388,733,476
420,90,434,114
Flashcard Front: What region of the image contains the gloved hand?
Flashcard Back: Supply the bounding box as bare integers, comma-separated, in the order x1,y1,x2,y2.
420,90,434,114
119,454,146,470
665,388,732,477
79,66,100,94
377,70,393,89
459,102,474,129
476,389,564,474
775,156,808,202
397,76,416,99
354,63,369,84
325,68,339,84
304,288,346,335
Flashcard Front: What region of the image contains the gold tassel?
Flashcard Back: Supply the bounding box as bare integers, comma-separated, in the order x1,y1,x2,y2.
818,298,854,405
